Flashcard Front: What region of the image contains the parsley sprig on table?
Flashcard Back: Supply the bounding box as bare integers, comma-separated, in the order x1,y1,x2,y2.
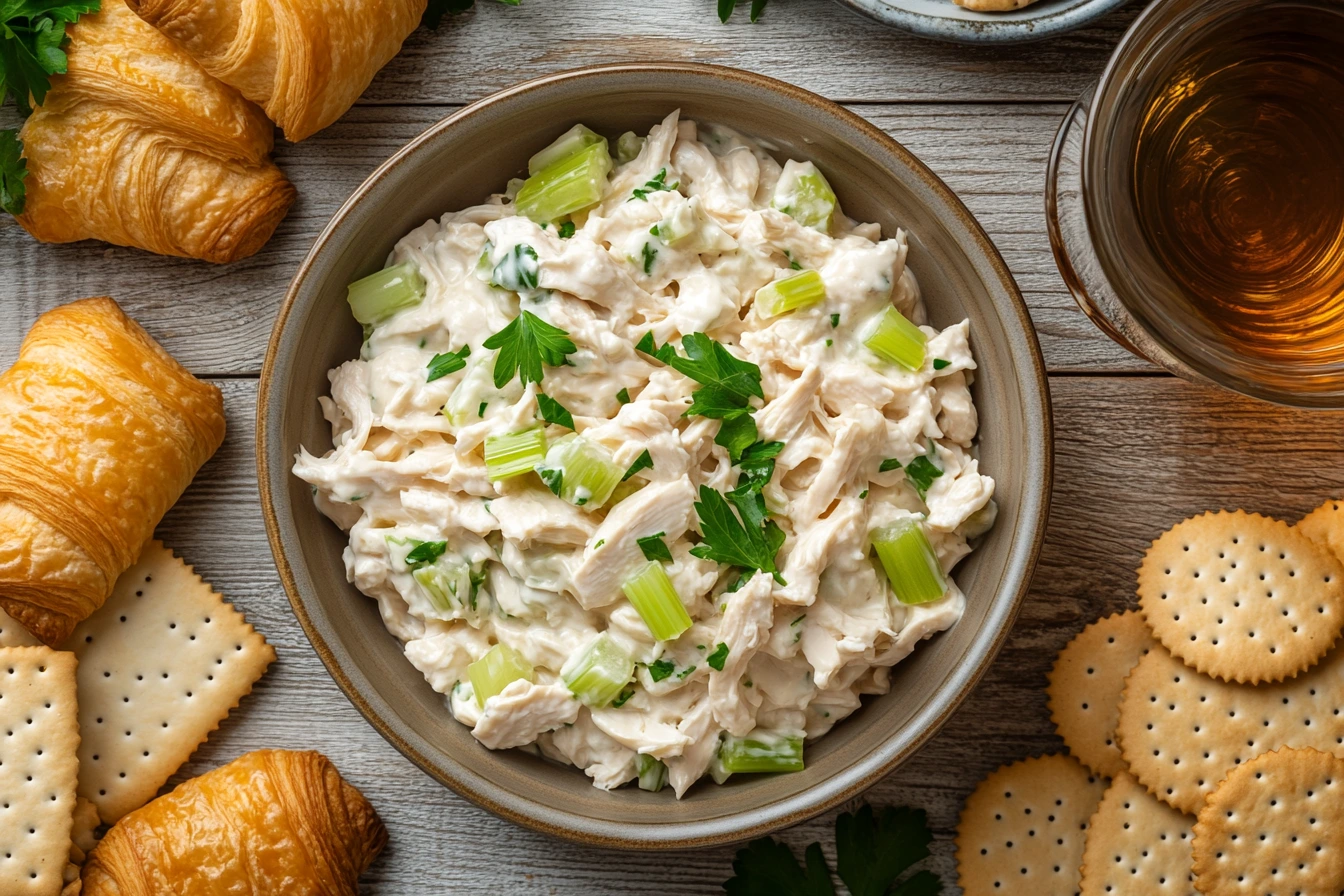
483,311,576,388
422,0,519,29
723,804,943,896
0,0,101,215
717,0,768,23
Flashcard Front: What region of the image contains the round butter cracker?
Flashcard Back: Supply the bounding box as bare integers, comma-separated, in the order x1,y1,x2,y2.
1298,498,1344,563
1138,510,1344,684
1079,771,1196,896
1192,746,1344,896
956,754,1107,895
1048,610,1155,778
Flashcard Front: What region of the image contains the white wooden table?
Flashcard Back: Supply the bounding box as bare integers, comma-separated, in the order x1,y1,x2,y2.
8,1,1344,890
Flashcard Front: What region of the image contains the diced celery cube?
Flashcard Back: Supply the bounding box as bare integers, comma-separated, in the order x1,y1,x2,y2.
864,306,927,371
413,554,472,613
562,633,634,707
756,270,826,318
484,427,547,482
615,131,645,165
347,262,426,325
622,560,693,641
871,518,947,605
535,435,623,509
718,731,804,773
771,160,837,233
468,643,533,707
529,124,606,176
515,141,613,224
637,754,668,792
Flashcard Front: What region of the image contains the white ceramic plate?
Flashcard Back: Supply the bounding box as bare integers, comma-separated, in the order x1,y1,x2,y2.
833,0,1131,43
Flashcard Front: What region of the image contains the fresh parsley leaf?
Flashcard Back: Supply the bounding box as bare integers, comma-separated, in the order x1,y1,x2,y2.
783,249,803,271
622,448,653,481
648,658,675,682
0,0,99,114
830,313,840,328
477,400,489,417
0,130,25,215
750,0,768,20
717,0,769,23
536,392,575,429
724,838,835,896
835,805,938,896
491,243,540,291
706,642,729,671
737,440,783,493
631,167,678,201
537,465,563,497
611,685,635,708
690,486,785,583
641,241,657,274
404,540,448,566
422,0,519,30
426,345,471,382
637,532,673,563
616,387,631,405
676,664,696,680
879,457,903,473
905,454,943,500
482,311,576,388
858,488,869,499
557,220,576,238
640,332,763,406
715,413,758,463
932,358,951,370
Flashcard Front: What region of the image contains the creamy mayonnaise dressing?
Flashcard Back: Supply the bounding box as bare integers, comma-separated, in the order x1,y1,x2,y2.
294,111,995,796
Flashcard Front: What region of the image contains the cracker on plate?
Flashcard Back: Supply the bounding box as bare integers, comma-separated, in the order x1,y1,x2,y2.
956,753,1107,895
1138,510,1344,684
66,542,275,824
1298,498,1344,562
1192,746,1344,895
1079,770,1195,896
1048,610,1154,778
0,646,80,896
1116,643,1344,815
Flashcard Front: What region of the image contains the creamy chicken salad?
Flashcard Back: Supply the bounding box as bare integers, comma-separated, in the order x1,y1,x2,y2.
294,111,996,795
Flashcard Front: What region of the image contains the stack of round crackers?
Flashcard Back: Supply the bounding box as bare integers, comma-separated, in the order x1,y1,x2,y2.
956,503,1344,896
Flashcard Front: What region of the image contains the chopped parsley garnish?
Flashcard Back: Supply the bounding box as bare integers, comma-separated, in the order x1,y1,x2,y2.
783,249,803,271
641,241,658,275
490,243,540,291
791,614,806,626
715,413,758,463
482,311,576,388
723,803,941,896
404,540,448,566
648,659,676,682
426,345,471,382
637,532,673,563
905,454,943,500
478,401,489,417
1,131,26,216
717,0,768,23
622,449,653,481
858,489,869,500
706,642,729,671
830,313,840,328
611,685,635,708
736,440,783,493
637,332,763,426
932,358,951,370
537,465,563,497
593,538,605,550
690,485,785,583
631,167,678,201
616,387,632,405
557,220,576,239
536,392,574,429
676,665,696,680
879,457,903,473
824,339,833,347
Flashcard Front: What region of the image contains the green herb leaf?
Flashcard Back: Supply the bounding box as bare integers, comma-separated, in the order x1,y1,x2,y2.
724,839,835,896
483,310,577,388
637,532,673,563
622,448,653,481
830,313,840,328
611,685,635,708
491,243,540,291
783,249,803,271
641,241,658,274
537,465,563,497
835,805,938,896
631,167,677,200
478,401,489,417
932,358,951,370
648,658,675,682
0,130,26,216
616,387,631,405
689,485,785,583
706,642,729,671
879,457,903,473
405,540,448,566
0,0,99,115
904,454,943,500
737,440,783,493
714,412,757,463
676,664,696,680
716,0,769,23
557,220,576,238
426,345,471,382
536,392,575,429
641,332,764,424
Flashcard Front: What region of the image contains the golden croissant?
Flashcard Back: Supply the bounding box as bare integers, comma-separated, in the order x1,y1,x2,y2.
82,750,388,895
0,298,226,646
16,2,296,263
129,0,428,142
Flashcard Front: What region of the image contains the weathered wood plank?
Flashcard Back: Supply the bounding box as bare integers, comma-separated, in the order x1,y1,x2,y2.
0,102,1141,377
365,0,1137,105
148,375,1343,892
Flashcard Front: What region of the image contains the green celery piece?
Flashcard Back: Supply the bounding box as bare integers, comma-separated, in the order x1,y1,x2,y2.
615,131,644,165
756,269,826,318
413,555,473,614
636,754,669,792
468,643,533,707
563,633,634,707
528,124,605,176
515,140,612,223
864,306,927,371
346,262,426,325
622,560,693,641
771,160,837,233
483,427,547,482
871,519,946,605
719,731,804,773
535,435,622,509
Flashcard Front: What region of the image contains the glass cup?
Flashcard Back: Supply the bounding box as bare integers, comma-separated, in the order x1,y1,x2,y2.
1046,0,1344,408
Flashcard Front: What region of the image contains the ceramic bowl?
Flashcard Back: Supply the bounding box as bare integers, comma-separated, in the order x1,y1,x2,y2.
258,62,1052,849
833,0,1131,44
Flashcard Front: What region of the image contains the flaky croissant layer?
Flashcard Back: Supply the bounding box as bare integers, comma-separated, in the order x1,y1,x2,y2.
83,750,388,895
129,0,428,142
